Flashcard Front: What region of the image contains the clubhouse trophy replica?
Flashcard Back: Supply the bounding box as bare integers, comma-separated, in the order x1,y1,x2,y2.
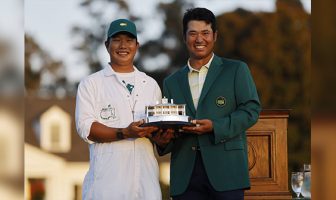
142,97,194,130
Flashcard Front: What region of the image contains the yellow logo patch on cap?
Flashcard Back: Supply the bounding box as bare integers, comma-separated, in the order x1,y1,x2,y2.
120,22,127,26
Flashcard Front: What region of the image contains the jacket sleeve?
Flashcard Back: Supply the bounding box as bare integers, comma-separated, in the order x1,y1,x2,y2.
75,79,96,144
212,62,261,144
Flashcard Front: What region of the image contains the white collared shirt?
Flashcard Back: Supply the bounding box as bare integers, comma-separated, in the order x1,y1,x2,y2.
187,54,214,108
75,65,162,200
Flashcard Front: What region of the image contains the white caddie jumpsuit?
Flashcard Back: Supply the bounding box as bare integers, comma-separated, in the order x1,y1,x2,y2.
75,65,162,200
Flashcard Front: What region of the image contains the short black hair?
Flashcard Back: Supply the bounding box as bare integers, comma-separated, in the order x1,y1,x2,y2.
182,7,216,38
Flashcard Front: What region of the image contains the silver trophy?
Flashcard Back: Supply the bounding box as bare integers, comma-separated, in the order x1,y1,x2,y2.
141,97,195,130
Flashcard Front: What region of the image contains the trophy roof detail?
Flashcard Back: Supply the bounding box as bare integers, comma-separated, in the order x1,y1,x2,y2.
145,97,186,117
154,97,176,106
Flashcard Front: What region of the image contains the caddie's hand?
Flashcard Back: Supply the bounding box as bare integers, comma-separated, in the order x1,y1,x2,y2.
150,128,175,147
124,119,158,138
182,119,213,135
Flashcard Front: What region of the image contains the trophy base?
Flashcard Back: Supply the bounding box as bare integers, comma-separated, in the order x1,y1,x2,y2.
141,115,195,129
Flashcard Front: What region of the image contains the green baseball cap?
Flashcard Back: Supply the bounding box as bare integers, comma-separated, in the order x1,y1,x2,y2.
107,19,137,39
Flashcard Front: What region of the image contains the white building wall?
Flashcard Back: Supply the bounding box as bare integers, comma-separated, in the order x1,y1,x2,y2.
25,144,89,200
0,110,23,178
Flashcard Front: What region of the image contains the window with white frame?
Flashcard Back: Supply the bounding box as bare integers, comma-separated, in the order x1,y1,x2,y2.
74,184,82,200
50,122,61,150
40,105,71,153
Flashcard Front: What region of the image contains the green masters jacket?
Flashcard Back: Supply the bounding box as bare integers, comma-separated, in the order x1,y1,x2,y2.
160,55,261,196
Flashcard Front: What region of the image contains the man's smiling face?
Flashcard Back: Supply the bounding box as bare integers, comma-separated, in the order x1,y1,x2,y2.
107,32,138,68
185,20,217,61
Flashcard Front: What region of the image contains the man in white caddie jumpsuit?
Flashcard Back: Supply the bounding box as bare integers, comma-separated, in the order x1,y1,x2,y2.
75,18,162,200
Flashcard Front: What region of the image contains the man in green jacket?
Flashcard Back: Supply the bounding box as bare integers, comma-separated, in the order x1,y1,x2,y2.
154,8,261,200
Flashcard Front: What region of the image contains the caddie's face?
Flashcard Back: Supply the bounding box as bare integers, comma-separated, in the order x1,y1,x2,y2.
185,20,217,61
107,33,138,67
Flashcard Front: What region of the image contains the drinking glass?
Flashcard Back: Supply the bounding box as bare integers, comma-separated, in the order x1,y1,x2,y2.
301,164,311,198
291,172,304,198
